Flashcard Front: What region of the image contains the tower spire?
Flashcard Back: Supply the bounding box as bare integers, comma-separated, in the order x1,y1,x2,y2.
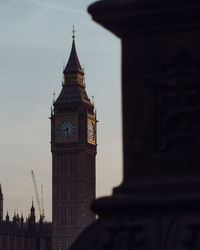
63,27,83,76
54,29,92,104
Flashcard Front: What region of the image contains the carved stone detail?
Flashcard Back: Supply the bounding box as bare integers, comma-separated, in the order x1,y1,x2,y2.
146,48,200,153
70,211,200,250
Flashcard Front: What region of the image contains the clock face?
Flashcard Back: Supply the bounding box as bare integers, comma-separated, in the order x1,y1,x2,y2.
88,120,95,141
58,120,76,139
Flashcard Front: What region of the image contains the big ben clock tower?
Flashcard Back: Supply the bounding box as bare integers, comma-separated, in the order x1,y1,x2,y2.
51,29,97,250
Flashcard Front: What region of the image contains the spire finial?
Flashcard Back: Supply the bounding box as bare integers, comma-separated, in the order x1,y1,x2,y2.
53,91,56,104
72,26,76,40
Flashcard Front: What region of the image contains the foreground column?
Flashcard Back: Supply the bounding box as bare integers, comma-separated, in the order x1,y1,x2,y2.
70,1,200,249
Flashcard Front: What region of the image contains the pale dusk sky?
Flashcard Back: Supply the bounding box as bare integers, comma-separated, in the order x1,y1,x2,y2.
0,0,122,221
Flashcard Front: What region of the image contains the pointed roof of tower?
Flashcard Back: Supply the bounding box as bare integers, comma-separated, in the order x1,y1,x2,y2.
31,201,35,213
6,211,9,222
54,28,94,108
0,184,2,196
63,27,83,75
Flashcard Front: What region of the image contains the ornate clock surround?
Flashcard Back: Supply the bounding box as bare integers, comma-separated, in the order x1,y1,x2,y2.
87,114,96,145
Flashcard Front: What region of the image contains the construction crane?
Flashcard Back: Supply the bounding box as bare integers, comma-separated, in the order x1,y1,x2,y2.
31,170,43,219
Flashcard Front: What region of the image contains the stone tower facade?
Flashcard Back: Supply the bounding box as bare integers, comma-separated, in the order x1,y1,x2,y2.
0,184,3,222
51,34,97,250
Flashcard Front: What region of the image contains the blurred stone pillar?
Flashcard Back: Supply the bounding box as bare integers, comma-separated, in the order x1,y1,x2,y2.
70,1,200,249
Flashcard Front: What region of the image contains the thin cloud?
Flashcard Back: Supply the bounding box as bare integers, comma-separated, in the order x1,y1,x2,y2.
26,0,86,15
0,0,18,15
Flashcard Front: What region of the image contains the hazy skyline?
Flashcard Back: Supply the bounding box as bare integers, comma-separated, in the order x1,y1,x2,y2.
0,0,122,221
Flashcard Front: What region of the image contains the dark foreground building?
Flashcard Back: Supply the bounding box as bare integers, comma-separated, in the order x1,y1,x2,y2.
0,185,52,250
65,1,200,250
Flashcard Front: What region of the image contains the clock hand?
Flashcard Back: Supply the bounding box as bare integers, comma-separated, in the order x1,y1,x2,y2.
65,127,69,136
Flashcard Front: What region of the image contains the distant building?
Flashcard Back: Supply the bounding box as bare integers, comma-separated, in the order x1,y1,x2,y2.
51,30,97,250
0,185,52,250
